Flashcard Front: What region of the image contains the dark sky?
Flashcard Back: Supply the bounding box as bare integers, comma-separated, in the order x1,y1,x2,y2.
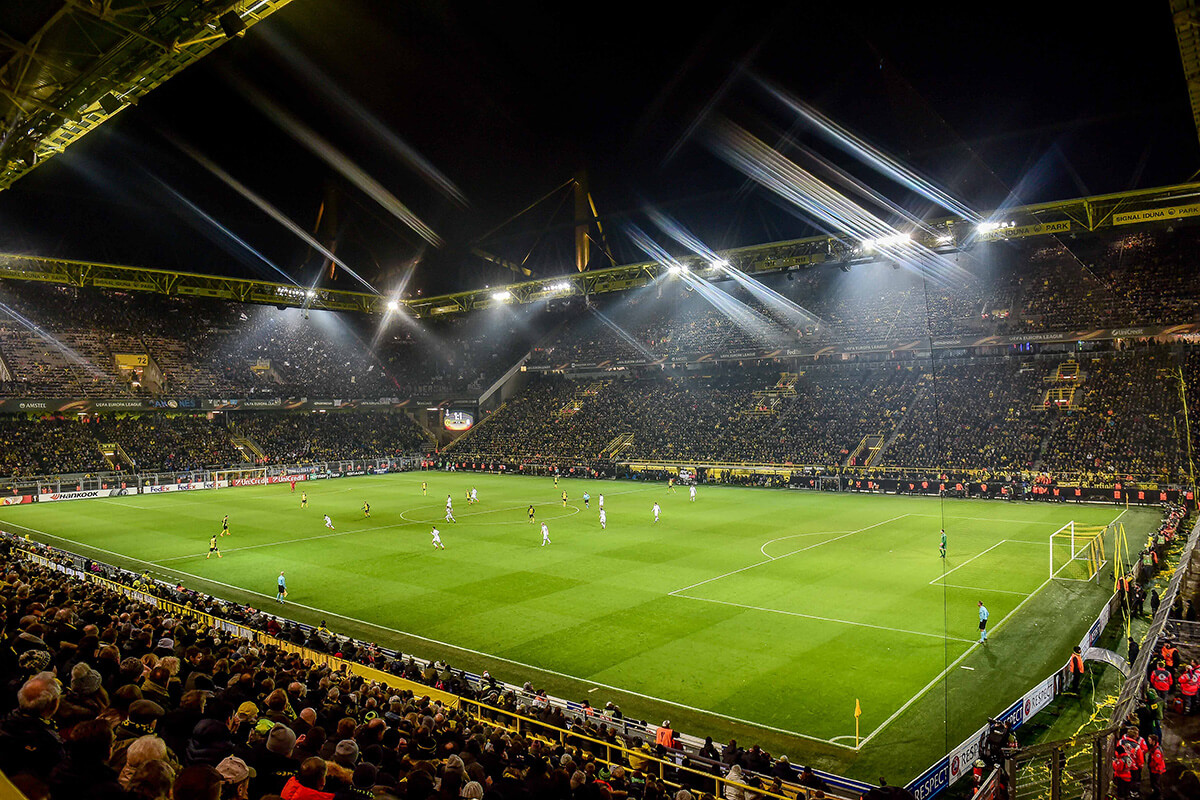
0,1,1193,296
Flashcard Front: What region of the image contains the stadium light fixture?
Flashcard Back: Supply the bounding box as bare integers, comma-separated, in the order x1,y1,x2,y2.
711,259,731,270
386,300,400,312
668,264,684,274
305,289,316,298
492,290,512,301
218,11,247,38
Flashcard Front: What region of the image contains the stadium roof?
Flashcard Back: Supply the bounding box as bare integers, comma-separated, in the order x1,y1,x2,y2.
2,180,1197,317
0,4,1194,297
0,0,296,190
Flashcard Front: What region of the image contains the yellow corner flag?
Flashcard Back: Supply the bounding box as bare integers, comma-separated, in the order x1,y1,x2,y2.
854,699,862,748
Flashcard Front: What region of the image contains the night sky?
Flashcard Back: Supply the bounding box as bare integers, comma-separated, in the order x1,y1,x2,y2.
0,1,1193,296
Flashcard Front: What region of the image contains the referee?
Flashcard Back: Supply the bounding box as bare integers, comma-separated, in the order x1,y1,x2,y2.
978,601,989,644
277,571,287,604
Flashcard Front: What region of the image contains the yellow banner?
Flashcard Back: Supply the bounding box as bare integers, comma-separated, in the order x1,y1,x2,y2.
1112,202,1200,226
114,353,148,368
977,219,1071,241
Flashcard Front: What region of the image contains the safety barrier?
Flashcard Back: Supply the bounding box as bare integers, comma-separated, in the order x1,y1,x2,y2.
11,543,870,800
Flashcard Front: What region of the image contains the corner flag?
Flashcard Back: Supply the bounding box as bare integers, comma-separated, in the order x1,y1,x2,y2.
854,699,862,748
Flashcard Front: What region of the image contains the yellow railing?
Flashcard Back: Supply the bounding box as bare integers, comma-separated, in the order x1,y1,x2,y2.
16,548,854,800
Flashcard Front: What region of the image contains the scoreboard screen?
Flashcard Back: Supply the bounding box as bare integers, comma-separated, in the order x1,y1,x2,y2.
443,409,475,431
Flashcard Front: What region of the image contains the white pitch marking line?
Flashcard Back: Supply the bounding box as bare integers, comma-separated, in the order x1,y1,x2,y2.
936,584,1033,597
674,593,976,643
908,513,1113,526
855,508,1128,750
0,518,853,750
930,540,1009,584
669,514,909,597
759,530,855,559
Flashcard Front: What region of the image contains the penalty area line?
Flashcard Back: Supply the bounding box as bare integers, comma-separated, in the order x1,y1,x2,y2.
856,507,1129,749
670,514,909,596
0,518,852,751
672,593,976,643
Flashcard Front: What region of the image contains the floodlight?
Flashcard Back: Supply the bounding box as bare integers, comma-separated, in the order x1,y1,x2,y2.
219,11,247,38
306,289,316,298
492,290,512,301
386,300,400,312
668,264,683,274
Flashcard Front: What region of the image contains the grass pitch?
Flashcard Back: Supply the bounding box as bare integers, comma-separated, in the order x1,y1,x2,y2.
0,473,1153,781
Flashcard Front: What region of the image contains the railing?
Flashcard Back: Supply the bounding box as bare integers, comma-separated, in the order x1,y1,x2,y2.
10,541,872,800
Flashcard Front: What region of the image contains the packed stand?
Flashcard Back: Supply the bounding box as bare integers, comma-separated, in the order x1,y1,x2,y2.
0,412,432,479
881,361,1051,471
456,349,1189,481
1040,351,1186,483
231,412,433,463
0,538,832,800
0,282,562,400
0,418,107,477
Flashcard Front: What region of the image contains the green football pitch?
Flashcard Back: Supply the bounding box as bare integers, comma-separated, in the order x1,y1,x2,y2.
0,473,1154,781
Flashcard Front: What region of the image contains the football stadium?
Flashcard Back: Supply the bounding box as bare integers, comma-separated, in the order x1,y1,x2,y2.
1,4,1200,800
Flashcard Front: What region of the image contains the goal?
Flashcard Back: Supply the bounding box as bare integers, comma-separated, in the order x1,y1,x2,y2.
212,467,268,487
1049,521,1106,582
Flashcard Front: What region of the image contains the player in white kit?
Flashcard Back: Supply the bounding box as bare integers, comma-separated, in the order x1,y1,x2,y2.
541,522,551,546
599,509,607,530
445,495,456,522
598,494,604,510
470,487,478,504
689,485,697,502
652,502,660,522
323,514,335,529
431,527,445,549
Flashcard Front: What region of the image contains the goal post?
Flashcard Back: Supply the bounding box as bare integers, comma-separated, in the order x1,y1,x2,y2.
1050,521,1106,582
212,467,268,487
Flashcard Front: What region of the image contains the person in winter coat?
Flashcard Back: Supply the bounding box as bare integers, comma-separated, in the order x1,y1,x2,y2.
724,764,747,800
281,756,336,800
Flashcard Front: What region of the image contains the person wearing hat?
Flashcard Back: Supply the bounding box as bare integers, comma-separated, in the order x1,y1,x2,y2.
216,755,256,800
655,720,676,750
186,718,235,767
332,739,360,769
111,699,166,768
56,661,109,730
247,723,299,798
332,763,376,800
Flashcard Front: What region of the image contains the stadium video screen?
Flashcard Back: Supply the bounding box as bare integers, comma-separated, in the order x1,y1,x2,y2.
443,409,475,431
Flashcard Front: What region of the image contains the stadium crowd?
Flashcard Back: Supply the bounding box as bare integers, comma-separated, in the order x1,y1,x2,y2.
0,413,432,478
0,538,831,800
0,283,556,400
528,230,1200,368
453,348,1191,484
1,229,1198,403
